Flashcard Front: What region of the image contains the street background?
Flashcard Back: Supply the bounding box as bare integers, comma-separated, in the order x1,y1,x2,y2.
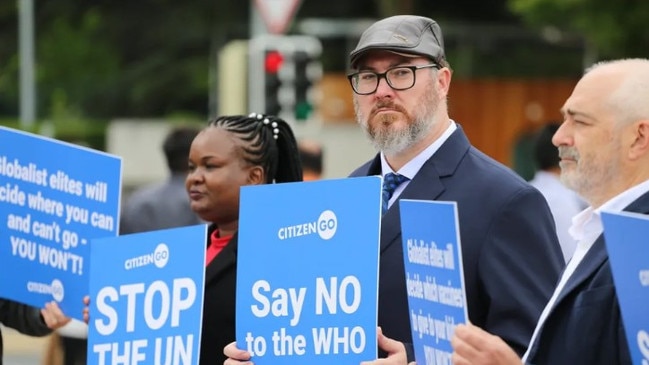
3,327,47,364
2,0,649,363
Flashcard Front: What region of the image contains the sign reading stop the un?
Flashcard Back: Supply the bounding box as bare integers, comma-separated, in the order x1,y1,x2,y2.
88,224,207,365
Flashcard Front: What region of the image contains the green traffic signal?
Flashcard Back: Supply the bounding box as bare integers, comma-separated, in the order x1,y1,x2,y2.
295,101,312,121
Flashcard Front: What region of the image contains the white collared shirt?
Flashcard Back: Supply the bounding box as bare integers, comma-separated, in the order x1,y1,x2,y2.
522,178,649,361
380,121,457,209
529,170,586,262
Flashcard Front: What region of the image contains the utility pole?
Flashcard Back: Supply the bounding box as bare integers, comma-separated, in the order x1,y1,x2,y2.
18,0,36,128
250,0,266,38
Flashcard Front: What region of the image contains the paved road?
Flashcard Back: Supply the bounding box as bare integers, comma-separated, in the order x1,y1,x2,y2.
4,353,42,365
2,327,46,365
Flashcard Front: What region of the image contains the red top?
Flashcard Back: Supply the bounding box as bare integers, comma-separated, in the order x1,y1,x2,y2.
205,229,233,266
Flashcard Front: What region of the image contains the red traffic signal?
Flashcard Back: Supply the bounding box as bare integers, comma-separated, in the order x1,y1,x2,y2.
264,51,284,74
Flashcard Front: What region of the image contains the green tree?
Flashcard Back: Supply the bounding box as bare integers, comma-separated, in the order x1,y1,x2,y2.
508,0,649,59
37,8,119,119
2,0,538,120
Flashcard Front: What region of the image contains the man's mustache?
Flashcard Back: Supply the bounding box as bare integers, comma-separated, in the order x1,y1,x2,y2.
558,146,579,160
370,101,407,120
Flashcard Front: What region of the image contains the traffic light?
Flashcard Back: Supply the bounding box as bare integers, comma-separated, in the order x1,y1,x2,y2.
249,35,322,122
293,48,322,121
263,50,285,116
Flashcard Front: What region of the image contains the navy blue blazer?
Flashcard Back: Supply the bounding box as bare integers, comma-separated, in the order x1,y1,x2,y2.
524,193,649,365
350,126,564,356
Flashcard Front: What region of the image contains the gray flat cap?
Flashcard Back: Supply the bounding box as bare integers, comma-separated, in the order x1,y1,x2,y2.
350,15,446,68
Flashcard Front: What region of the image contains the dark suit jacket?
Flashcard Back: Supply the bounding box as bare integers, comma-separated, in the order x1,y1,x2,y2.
200,225,237,365
524,193,649,365
350,126,564,357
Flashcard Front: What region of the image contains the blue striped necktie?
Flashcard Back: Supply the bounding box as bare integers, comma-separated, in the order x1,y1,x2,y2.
382,173,408,214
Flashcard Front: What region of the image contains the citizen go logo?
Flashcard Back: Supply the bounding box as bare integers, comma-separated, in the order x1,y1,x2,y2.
317,210,337,240
124,243,169,270
50,279,64,302
154,243,169,268
640,269,649,286
26,279,64,302
277,210,338,241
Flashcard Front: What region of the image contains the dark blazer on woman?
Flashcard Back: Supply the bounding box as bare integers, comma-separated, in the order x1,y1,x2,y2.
200,225,237,365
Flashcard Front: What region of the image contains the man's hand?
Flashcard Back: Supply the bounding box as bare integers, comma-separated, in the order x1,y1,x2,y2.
223,341,253,365
360,327,416,365
451,323,523,365
40,301,71,330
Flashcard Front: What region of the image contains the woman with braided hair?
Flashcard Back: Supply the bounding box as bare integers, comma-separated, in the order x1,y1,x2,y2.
186,113,303,364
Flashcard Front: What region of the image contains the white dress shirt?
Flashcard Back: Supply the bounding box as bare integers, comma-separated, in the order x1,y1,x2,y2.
529,171,587,262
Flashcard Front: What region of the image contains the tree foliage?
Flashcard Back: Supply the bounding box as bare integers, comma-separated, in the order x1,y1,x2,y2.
0,0,542,120
508,0,649,59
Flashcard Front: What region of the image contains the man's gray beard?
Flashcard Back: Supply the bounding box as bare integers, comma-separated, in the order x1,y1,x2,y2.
365,113,433,155
354,93,438,156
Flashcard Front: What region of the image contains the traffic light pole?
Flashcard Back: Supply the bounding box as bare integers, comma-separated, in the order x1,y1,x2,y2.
18,0,36,128
249,0,266,38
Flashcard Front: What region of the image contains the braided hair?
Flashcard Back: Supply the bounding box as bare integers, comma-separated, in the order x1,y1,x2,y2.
205,113,303,183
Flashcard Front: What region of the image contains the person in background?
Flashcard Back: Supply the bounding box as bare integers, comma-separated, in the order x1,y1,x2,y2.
119,125,203,234
452,58,648,365
224,15,563,365
186,113,303,364
1,300,70,365
298,139,324,181
529,122,587,262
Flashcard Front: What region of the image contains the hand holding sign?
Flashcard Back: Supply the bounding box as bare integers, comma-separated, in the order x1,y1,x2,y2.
359,328,415,365
450,324,522,365
41,301,72,329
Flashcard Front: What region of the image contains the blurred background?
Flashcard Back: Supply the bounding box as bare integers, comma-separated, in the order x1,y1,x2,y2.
2,0,649,361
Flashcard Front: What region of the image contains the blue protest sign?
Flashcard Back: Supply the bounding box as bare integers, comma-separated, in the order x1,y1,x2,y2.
399,200,468,365
88,224,207,365
602,211,649,365
0,126,121,319
236,176,381,364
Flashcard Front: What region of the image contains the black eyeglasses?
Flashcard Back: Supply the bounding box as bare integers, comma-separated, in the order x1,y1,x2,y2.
347,64,440,95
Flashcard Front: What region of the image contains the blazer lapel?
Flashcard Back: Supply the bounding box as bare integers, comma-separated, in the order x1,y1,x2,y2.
380,165,446,252
551,190,649,308
205,233,238,284
552,236,608,305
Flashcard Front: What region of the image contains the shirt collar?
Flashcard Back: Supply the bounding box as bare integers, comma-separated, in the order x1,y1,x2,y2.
569,178,649,242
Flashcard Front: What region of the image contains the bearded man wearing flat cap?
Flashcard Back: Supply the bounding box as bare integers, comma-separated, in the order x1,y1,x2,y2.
222,15,564,365
346,15,563,362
